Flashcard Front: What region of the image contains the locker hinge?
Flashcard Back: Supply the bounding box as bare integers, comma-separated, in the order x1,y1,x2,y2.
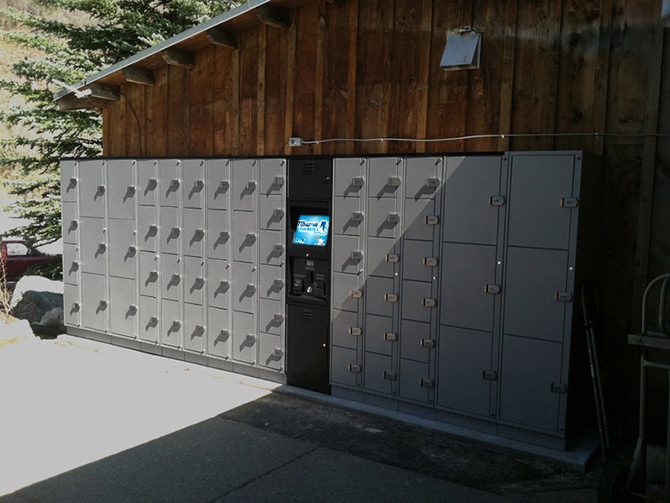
423,257,438,267
385,254,399,263
384,293,399,303
422,298,437,308
420,339,435,348
384,371,397,381
349,327,362,336
482,370,498,381
420,379,434,389
551,383,568,394
555,292,573,302
489,196,505,206
425,215,439,225
485,284,501,295
383,332,397,342
348,364,362,373
561,197,579,208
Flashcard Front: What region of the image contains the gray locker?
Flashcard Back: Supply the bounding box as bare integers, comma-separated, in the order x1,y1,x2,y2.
437,326,493,418
332,196,363,236
233,211,255,263
207,307,230,358
232,262,256,313
159,159,181,207
64,283,80,327
107,159,135,220
260,299,284,335
138,205,158,251
184,302,205,353
503,247,568,343
109,276,137,337
507,154,575,250
332,235,362,274
81,272,107,331
61,160,78,203
208,259,230,309
367,197,400,239
399,359,431,404
332,272,361,313
232,158,257,211
207,209,230,260
402,240,435,283
364,314,394,356
332,309,360,350
440,243,497,332
184,256,205,305
400,320,431,364
499,334,563,432
368,157,401,199
78,159,105,218
63,243,79,285
206,159,230,210
403,199,437,242
331,346,360,387
404,157,442,200
400,280,432,323
79,217,106,275
366,237,396,278
108,219,136,279
161,254,181,301
232,310,256,364
260,332,283,370
443,156,503,246
334,158,365,198
138,159,158,206
259,264,284,301
182,159,205,209
364,352,393,395
160,298,182,348
160,206,180,255
259,230,283,266
183,208,205,258
139,295,158,342
365,276,395,318
62,201,78,244
259,158,285,195
139,251,159,297
259,194,284,231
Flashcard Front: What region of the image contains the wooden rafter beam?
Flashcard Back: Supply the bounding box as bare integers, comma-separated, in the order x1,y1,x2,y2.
122,66,155,86
56,94,108,111
256,5,290,29
206,27,238,49
162,48,195,69
87,83,120,101
325,0,345,4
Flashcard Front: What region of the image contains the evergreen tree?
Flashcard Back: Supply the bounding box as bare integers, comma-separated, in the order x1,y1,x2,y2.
0,0,240,245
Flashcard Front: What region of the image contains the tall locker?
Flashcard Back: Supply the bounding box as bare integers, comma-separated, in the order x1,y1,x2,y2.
61,160,81,327
137,160,159,344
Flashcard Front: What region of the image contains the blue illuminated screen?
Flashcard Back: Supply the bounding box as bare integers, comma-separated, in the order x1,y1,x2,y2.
293,215,330,246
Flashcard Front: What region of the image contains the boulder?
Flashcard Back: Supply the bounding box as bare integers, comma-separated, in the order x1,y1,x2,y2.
10,276,64,324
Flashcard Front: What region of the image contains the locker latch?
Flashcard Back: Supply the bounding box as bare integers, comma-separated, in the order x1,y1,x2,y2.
148,316,158,327
351,177,365,187
246,284,257,293
127,305,138,316
350,289,363,299
387,177,401,187
273,244,284,253
425,215,439,225
68,177,77,188
70,261,79,271
561,197,579,208
194,229,205,239
193,180,204,191
219,280,230,289
148,225,158,236
97,300,107,310
387,213,400,224
69,220,78,230
72,302,80,312
273,314,284,323
349,327,362,336
273,279,284,289
273,348,284,358
485,284,501,295
423,257,438,267
126,185,136,196
350,251,363,261
148,271,158,281
351,212,364,222
482,370,498,381
170,227,180,238
127,246,137,256
245,334,257,344
96,185,105,195
246,181,257,191
551,383,568,394
385,254,399,263
246,233,257,242
384,371,397,381
489,196,506,206
219,231,229,240
420,379,434,389
147,178,157,189
171,274,181,283
426,177,441,188
97,243,107,253
274,176,285,186
384,332,397,342
385,293,399,303
420,339,435,348
555,292,573,302
218,180,230,192
422,298,436,308
273,209,285,218
348,364,362,373
170,179,180,190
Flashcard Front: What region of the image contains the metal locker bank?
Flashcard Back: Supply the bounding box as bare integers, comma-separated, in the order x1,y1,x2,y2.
61,151,600,451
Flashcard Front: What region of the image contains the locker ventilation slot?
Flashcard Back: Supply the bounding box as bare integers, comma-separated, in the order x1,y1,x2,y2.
301,309,313,321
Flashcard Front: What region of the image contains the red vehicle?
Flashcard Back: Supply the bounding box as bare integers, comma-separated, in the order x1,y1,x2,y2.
0,240,60,282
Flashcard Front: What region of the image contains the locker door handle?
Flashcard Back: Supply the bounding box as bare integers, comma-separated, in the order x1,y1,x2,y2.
551,383,568,394
351,212,364,222
485,284,501,295
482,370,498,381
148,225,158,235
423,257,438,267
69,220,78,230
147,178,157,189
245,334,257,344
273,209,284,218
384,371,397,380
246,233,256,242
171,321,181,330
194,229,204,238
274,176,285,186
246,284,257,293
349,327,362,336
72,302,80,312
68,177,77,188
425,215,439,225
219,231,229,240
561,197,579,208
171,227,180,237
193,180,204,191
170,179,180,190
420,379,434,389
383,332,397,342
350,251,363,261
273,279,284,289
348,364,361,373
273,244,284,253
350,289,363,298
384,293,399,303
273,348,284,357
98,300,108,310
273,314,284,323
387,213,400,223
489,196,506,206
171,274,181,283
218,180,230,192
422,298,436,308
387,177,401,187
426,177,441,188
96,185,105,195
148,271,158,280
420,339,435,348
127,305,138,316
70,261,79,271
385,254,399,263
246,181,257,190
97,243,107,253
555,292,573,302
351,177,365,187
148,316,158,326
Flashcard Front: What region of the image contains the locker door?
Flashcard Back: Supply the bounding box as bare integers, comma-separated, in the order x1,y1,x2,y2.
109,276,137,337
81,272,107,331
232,262,256,313
139,251,159,297
364,352,393,395
400,320,431,363
332,197,363,236
259,194,284,231
108,219,136,279
160,298,182,348
367,198,400,239
232,310,256,364
208,307,230,358
404,157,442,200
399,280,432,323
231,158,257,211
402,240,435,283
366,237,396,278
403,199,437,242
107,159,135,220
184,302,205,353
139,295,159,343
260,299,284,335
259,264,283,301
365,276,395,318
62,201,78,244
507,154,575,250
259,230,283,266
184,256,205,305
159,159,181,207
183,208,205,258
332,235,363,275
368,158,401,199
233,211,255,263
206,159,230,210
399,359,431,404
331,346,359,387
332,272,361,312
182,159,205,209
64,283,80,327
443,156,503,245
437,326,493,418
63,243,79,285
208,259,230,310
138,159,158,206
364,314,394,356
259,158,285,195
79,159,105,218
332,309,360,350
334,158,365,198
138,206,158,251
207,208,230,260
499,334,563,432
503,247,568,343
80,217,106,275
61,160,78,203
160,206,180,255
260,332,283,370
161,254,181,301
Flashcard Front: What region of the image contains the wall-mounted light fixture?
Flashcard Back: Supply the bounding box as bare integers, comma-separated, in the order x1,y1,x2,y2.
440,30,482,71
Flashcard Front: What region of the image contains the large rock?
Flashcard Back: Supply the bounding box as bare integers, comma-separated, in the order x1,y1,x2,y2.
10,276,64,324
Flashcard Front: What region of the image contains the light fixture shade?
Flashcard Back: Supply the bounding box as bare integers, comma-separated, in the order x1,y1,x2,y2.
440,30,482,71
